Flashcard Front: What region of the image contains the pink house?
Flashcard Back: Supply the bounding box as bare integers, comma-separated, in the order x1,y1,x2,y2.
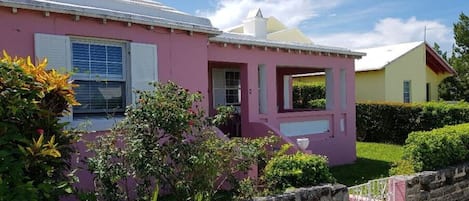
0,0,364,168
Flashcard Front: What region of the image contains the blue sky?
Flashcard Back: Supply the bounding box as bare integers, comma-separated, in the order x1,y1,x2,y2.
158,0,469,53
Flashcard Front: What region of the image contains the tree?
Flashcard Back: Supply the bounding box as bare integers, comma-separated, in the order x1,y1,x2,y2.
439,12,469,101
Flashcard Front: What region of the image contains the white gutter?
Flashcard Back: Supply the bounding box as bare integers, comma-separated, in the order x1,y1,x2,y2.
0,1,222,35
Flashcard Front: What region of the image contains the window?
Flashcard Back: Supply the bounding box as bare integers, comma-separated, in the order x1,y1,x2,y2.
71,39,127,117
403,80,411,103
426,83,431,102
225,71,241,104
35,33,157,131
212,68,241,108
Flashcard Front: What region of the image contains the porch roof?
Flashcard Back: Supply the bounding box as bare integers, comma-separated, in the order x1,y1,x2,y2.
0,0,221,35
209,32,366,58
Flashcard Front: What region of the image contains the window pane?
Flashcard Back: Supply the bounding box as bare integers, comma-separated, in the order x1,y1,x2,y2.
90,44,106,62
73,60,90,74
108,62,123,78
107,46,123,62
73,81,125,115
72,43,89,60
72,42,123,79
226,89,240,104
90,62,107,76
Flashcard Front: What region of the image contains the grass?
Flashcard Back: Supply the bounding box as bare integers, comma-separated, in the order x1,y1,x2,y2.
330,142,403,186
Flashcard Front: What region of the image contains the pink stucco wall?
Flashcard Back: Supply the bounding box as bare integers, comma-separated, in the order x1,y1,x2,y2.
0,7,211,111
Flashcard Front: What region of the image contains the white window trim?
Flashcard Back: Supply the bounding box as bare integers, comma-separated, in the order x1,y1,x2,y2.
70,37,129,118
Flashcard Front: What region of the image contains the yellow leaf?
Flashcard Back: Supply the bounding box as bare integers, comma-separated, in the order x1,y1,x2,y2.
41,149,61,158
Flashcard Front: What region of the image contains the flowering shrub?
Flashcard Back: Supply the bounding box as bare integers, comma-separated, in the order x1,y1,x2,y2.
86,81,278,201
0,51,79,200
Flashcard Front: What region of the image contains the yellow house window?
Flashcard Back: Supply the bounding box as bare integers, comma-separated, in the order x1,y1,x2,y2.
426,83,431,102
403,80,411,103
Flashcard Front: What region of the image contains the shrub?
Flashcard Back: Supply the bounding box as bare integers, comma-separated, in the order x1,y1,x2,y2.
292,82,325,108
307,98,326,109
400,123,469,172
263,152,334,192
389,159,416,175
86,81,278,201
0,51,79,200
356,101,469,144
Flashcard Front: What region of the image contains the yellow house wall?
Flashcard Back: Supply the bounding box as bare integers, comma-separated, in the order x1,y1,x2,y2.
425,66,452,101
293,70,386,102
384,44,427,102
355,70,386,102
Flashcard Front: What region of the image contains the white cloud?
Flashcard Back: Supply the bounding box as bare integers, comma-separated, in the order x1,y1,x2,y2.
311,17,453,51
197,0,341,29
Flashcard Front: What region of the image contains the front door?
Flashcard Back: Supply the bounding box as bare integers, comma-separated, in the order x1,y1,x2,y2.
212,67,241,137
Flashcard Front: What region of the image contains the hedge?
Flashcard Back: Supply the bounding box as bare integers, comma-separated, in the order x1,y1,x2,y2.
264,152,335,191
357,101,469,144
401,123,469,172
292,82,325,109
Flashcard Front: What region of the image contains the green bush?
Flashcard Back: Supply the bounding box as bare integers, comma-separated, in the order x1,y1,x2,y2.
292,82,325,108
356,101,469,144
0,51,79,200
86,81,278,201
389,159,416,175
400,123,469,172
263,152,334,191
307,98,326,110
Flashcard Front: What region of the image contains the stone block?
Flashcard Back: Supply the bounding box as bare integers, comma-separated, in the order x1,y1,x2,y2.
450,190,463,200
297,188,320,201
418,191,430,201
429,188,444,198
457,181,469,190
419,172,436,185
406,185,422,195
429,181,444,190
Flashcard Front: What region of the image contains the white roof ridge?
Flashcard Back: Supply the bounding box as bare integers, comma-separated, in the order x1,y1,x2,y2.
0,0,220,34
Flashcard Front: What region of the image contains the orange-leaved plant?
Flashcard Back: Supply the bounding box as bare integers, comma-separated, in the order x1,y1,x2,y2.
0,50,80,200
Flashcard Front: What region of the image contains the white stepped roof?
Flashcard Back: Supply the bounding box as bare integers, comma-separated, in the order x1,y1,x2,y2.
0,0,220,34
355,41,424,72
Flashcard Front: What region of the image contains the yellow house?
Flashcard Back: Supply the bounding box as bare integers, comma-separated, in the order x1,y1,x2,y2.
295,41,455,103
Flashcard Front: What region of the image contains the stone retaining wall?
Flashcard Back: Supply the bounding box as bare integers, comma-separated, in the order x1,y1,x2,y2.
251,184,348,201
391,162,469,201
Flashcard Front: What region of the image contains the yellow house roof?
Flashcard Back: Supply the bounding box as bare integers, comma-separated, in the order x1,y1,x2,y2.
354,41,455,75
355,41,423,72
225,14,313,44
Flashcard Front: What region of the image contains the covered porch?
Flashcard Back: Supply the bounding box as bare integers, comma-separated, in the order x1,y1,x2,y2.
207,34,364,165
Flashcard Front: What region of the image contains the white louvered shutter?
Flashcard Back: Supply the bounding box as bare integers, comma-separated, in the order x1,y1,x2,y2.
212,68,226,108
130,42,158,103
34,33,73,122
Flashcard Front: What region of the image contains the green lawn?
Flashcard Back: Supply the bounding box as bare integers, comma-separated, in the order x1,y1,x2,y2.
330,142,403,186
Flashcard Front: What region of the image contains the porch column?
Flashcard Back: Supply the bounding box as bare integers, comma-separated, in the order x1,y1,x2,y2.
325,68,335,110
258,65,268,114
283,75,292,110
246,63,260,123
266,63,277,117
